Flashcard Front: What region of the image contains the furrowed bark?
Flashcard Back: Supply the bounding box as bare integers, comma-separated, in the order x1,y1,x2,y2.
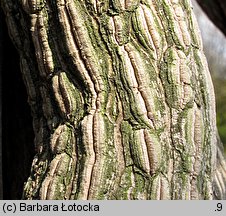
1,0,226,199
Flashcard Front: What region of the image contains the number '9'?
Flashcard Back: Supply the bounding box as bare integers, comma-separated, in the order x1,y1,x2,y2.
217,203,222,211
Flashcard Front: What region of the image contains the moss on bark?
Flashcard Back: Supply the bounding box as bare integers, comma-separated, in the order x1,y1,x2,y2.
1,0,226,200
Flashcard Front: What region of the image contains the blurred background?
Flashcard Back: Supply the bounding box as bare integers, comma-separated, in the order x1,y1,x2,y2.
192,0,226,153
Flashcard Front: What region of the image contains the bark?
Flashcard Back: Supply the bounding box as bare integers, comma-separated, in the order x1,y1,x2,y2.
1,0,226,200
196,0,226,37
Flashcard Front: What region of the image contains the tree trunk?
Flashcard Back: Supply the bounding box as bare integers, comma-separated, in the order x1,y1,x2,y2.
1,0,226,200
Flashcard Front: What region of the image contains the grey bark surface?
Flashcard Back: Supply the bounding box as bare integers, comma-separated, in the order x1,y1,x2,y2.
1,0,226,199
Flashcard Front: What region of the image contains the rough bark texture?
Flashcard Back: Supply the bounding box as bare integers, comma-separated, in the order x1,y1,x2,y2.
1,0,226,200
196,0,226,37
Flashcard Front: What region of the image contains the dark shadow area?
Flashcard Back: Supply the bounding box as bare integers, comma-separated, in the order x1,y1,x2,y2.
1,10,35,199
